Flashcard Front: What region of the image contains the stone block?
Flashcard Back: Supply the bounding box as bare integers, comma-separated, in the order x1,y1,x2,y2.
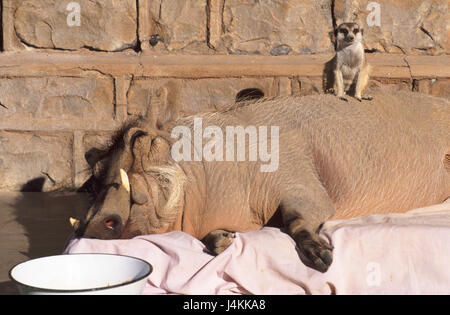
334,0,449,55
0,131,73,191
414,79,450,99
368,78,412,94
292,77,323,96
219,0,334,55
0,76,115,130
12,0,137,51
429,79,450,99
144,0,209,53
127,77,277,117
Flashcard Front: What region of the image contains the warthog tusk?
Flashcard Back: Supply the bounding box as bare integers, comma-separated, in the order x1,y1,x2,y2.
120,169,130,193
69,217,80,229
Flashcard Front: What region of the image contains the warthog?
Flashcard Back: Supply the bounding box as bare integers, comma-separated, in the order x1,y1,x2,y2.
74,91,450,272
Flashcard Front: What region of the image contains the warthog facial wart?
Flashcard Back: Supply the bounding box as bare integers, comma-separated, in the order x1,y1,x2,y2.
170,117,280,172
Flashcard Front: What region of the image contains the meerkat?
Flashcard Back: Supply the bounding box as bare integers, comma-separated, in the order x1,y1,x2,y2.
331,22,372,102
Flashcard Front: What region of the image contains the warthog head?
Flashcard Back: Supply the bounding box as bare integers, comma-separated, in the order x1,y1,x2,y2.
73,105,186,239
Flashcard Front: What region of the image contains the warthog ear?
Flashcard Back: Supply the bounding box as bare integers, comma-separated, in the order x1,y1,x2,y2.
329,30,337,48
120,127,149,170
85,147,109,170
123,127,148,149
147,82,180,129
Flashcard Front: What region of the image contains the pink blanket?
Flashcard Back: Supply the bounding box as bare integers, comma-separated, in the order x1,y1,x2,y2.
65,201,450,295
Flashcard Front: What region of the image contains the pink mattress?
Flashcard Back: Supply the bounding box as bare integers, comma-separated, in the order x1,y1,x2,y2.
65,201,450,294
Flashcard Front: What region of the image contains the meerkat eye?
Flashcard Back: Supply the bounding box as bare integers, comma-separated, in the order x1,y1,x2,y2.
340,29,348,35
353,28,359,34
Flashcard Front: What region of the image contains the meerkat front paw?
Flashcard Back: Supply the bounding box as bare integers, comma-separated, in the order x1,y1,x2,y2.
356,96,373,102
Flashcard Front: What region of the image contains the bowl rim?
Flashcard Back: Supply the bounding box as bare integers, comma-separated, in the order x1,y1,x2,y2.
9,253,153,293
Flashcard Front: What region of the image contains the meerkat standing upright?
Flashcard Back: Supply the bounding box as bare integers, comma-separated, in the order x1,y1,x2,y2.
332,22,372,101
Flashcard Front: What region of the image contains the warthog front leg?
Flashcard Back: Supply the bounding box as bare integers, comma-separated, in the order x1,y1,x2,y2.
280,178,336,273
202,229,236,255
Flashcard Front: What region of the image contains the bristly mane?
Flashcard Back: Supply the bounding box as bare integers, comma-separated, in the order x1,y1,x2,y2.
106,117,144,155
77,117,144,195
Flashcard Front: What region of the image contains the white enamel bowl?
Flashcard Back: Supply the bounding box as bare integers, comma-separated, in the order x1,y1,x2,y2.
9,254,152,295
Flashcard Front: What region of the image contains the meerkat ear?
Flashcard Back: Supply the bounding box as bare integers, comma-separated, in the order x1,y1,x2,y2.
361,28,364,35
329,30,337,46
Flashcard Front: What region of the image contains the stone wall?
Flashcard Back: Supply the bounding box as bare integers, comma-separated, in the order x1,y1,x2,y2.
0,0,449,192
4,0,448,55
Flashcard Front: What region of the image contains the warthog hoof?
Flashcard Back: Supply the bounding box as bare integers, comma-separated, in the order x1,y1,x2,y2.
202,229,236,255
294,229,333,273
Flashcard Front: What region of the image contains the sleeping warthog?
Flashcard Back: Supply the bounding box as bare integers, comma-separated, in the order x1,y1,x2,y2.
74,91,450,272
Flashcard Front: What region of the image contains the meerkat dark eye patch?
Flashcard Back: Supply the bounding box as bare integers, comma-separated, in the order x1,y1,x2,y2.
353,28,359,34
340,29,348,35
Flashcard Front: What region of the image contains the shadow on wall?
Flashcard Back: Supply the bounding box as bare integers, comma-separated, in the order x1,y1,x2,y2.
0,178,89,294
14,177,89,259
0,177,89,294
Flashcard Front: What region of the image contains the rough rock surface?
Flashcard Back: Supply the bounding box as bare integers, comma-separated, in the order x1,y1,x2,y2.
413,79,450,99
5,0,449,55
127,77,277,116
146,0,208,52
0,131,73,191
220,0,334,55
0,76,115,130
14,0,137,51
334,0,449,55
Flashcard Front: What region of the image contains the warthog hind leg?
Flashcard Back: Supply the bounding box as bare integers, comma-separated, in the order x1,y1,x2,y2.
202,229,236,255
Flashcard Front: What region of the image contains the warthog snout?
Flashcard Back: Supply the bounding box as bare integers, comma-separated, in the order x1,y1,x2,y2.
103,214,122,233
76,169,132,239
81,204,127,239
